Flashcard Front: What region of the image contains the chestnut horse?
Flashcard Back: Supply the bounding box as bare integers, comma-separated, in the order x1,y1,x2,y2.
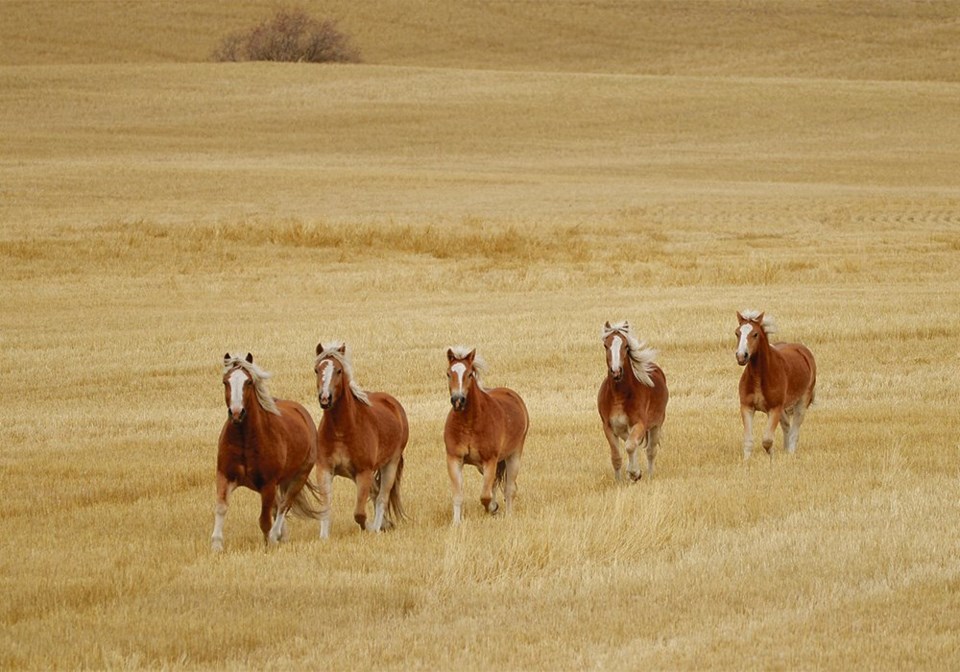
598,321,669,481
314,342,408,537
735,310,817,458
212,353,320,551
444,346,529,525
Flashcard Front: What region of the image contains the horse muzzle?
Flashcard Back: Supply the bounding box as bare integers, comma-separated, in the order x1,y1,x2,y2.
450,394,466,412
609,368,623,382
228,407,246,424
318,394,332,410
736,352,749,366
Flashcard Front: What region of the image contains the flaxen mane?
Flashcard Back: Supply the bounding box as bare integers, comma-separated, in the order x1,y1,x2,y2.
601,321,658,387
222,355,281,416
314,342,372,406
739,309,778,336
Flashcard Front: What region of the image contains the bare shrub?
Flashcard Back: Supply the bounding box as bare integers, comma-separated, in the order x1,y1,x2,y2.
213,7,360,63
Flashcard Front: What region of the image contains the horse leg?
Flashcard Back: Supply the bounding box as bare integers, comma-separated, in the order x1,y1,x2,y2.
603,422,624,482
503,453,521,514
741,406,755,460
646,426,662,478
353,469,374,531
211,472,234,552
372,458,400,532
317,465,333,539
625,423,646,481
447,456,465,525
259,482,278,545
787,402,806,454
762,407,782,457
479,458,500,514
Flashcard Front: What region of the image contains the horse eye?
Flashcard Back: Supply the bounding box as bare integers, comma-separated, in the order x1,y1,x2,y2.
751,333,758,339
336,368,342,374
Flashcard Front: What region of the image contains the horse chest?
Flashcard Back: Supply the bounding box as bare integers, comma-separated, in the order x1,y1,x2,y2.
750,380,769,412
608,411,630,439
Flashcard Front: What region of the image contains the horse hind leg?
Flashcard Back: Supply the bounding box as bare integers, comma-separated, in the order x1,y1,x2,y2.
503,453,521,514
372,458,401,532
259,483,278,545
646,426,662,479
786,402,807,454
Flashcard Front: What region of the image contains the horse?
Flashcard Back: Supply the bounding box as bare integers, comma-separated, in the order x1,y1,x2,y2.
212,353,320,551
735,310,817,458
313,342,408,537
443,346,529,525
597,321,669,482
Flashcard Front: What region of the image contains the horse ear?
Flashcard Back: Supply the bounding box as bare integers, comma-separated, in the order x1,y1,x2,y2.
337,343,346,355
245,352,254,363
737,312,746,324
316,342,324,356
446,348,456,363
604,320,611,329
223,352,231,362
623,320,630,331
466,349,476,364
755,312,765,324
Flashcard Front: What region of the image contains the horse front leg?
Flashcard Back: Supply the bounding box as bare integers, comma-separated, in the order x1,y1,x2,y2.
259,482,278,545
353,469,374,531
625,423,647,481
317,464,333,539
479,458,500,514
763,407,782,457
447,455,465,525
211,471,234,552
741,406,755,460
602,422,624,482
646,426,662,478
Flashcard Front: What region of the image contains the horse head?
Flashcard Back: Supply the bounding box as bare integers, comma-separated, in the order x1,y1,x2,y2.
603,321,630,382
735,311,769,366
315,342,347,410
446,347,479,412
223,352,255,423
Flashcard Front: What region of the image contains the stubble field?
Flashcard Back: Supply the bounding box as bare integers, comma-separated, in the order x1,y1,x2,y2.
2,2,959,669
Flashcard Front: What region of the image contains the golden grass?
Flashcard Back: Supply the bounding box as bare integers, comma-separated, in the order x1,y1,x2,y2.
2,2,960,669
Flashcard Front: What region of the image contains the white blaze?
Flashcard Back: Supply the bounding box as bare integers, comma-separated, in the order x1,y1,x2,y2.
451,362,466,395
609,335,623,374
319,361,334,398
737,324,753,357
228,369,246,414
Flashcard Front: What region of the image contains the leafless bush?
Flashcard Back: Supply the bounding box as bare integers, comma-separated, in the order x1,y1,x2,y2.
213,7,360,63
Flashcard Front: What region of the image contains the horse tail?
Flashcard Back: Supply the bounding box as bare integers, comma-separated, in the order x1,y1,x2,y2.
285,477,323,520
387,455,407,522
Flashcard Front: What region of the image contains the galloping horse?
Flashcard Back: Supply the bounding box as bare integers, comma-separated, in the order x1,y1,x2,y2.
735,310,817,458
444,346,529,525
213,353,319,551
314,342,408,537
597,321,669,481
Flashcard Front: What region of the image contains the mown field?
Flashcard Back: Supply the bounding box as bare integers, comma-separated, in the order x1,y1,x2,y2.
2,2,959,669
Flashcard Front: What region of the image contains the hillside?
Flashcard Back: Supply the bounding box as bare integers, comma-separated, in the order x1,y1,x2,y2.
1,1,958,81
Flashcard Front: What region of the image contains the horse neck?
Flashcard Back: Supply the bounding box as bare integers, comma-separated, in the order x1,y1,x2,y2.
612,363,644,393
462,384,492,418
240,391,271,438
749,333,778,379
327,377,360,421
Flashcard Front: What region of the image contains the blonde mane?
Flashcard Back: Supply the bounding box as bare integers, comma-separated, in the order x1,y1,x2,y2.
314,341,371,406
222,355,281,416
447,345,488,391
601,321,657,387
739,309,778,336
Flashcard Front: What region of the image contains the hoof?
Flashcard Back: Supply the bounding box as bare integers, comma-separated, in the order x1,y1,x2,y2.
628,470,642,482
486,500,499,514
211,538,224,553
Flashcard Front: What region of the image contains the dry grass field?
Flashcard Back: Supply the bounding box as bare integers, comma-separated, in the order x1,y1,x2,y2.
2,1,959,669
